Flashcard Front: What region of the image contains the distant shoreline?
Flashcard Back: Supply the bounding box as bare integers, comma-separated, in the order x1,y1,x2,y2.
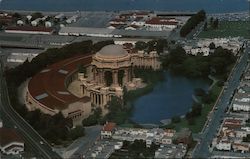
0,9,249,16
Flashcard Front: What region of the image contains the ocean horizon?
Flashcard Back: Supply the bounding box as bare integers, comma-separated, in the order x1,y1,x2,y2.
0,0,249,13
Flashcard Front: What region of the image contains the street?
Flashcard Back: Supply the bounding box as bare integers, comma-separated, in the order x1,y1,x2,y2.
192,43,250,158
0,57,61,159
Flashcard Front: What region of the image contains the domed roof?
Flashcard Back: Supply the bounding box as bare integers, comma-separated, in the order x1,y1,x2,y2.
97,44,128,58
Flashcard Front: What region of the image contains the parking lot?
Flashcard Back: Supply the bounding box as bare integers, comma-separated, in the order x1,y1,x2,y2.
69,12,116,28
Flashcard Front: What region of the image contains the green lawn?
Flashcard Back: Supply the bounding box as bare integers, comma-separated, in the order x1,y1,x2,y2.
198,21,250,39
164,84,222,133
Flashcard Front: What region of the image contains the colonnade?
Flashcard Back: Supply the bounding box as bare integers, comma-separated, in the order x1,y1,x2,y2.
90,92,114,107
93,67,132,87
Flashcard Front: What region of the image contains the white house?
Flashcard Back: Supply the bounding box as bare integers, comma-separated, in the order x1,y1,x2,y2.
31,18,41,26
101,122,116,139
26,15,32,21
66,15,78,24
0,128,24,155
164,129,176,137
109,18,126,25
107,25,116,29
161,136,172,145
232,93,250,111
7,52,39,63
235,129,249,138
131,20,145,27
146,137,154,147
125,25,139,30
41,16,48,21
145,17,178,31
45,21,53,28
55,13,64,20
233,102,250,112
17,20,24,26
216,141,231,151
184,46,210,56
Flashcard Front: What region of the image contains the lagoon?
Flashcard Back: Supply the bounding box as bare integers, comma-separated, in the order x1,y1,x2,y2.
130,71,209,125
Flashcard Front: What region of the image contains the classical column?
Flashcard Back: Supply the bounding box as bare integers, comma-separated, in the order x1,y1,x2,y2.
123,69,127,84
93,67,96,82
94,93,96,105
90,93,93,103
112,70,118,86
99,70,103,85
100,94,102,107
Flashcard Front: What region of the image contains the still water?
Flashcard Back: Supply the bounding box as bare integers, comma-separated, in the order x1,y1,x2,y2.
0,0,248,13
130,71,209,125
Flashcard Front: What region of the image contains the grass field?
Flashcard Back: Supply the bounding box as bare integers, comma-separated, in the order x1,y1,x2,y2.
198,21,250,39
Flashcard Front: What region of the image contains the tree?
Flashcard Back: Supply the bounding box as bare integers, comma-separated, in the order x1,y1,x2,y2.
135,41,148,50
155,39,168,54
209,42,216,49
69,126,85,140
82,107,102,126
169,46,187,64
243,134,250,142
105,96,130,124
12,12,21,19
213,18,219,29
203,22,208,31
171,116,181,123
209,17,214,26
180,10,206,37
31,12,43,20
147,40,157,52
123,86,128,105
194,88,206,96
187,117,195,125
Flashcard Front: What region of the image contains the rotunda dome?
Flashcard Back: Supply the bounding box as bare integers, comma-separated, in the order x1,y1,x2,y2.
97,44,128,58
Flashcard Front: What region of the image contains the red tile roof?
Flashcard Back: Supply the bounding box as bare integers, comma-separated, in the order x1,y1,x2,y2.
0,128,24,147
102,122,116,132
146,17,178,25
6,26,53,32
28,54,93,110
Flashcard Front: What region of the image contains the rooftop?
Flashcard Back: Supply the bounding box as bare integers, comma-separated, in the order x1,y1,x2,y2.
146,17,178,25
97,44,128,58
28,54,92,110
102,122,116,132
0,128,24,147
5,26,53,32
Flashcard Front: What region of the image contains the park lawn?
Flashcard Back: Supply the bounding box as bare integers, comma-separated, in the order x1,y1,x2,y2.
198,21,250,39
167,85,223,133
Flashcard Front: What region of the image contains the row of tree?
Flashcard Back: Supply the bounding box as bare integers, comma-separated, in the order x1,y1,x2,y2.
162,45,236,79
203,17,219,31
180,10,206,37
